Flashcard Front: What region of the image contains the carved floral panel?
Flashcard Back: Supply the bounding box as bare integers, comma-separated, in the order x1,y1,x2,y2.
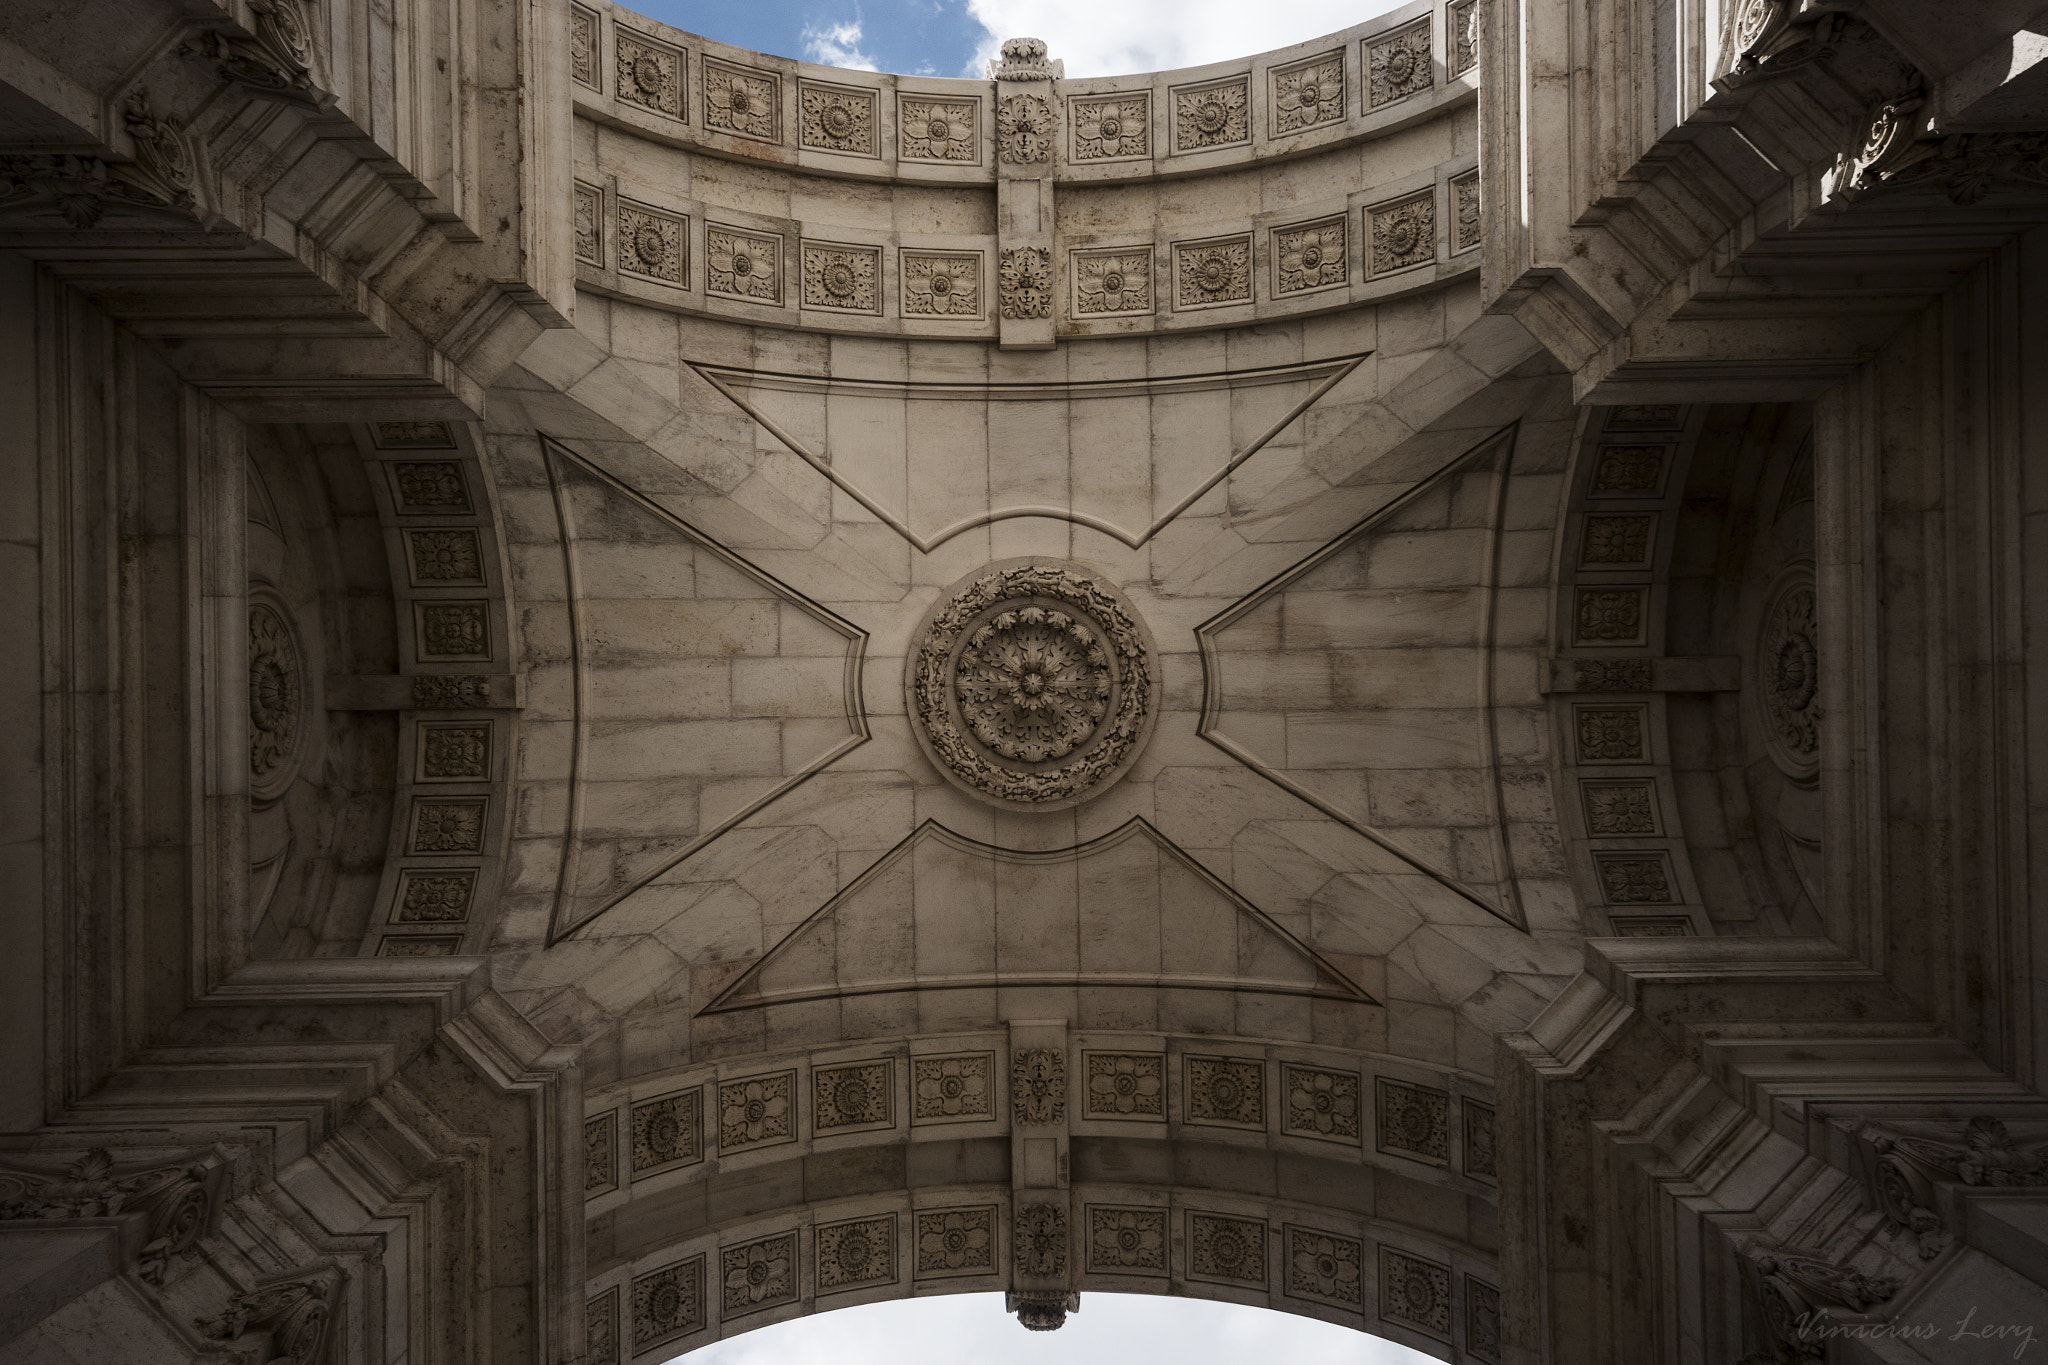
813,1060,892,1131
1282,1064,1361,1143
705,224,781,303
1369,191,1435,274
419,723,490,780
1453,170,1480,251
1273,214,1347,295
998,247,1051,320
817,1214,896,1291
1069,93,1147,160
1594,852,1676,904
632,1088,703,1173
1173,234,1252,309
720,1231,798,1315
1381,1247,1453,1340
899,96,978,162
1582,780,1658,835
1186,1055,1265,1128
1580,512,1655,567
573,182,602,264
800,240,881,314
1376,1077,1449,1162
900,250,981,317
1468,1275,1504,1363
409,798,485,854
1759,567,1820,777
395,869,476,922
1011,1047,1065,1125
1575,706,1647,762
719,1071,795,1151
1172,75,1249,151
915,1206,995,1277
1573,659,1654,693
1451,0,1480,76
586,1285,618,1364
799,80,876,155
1083,1052,1164,1119
389,460,468,510
702,57,779,142
1069,246,1152,317
1087,1206,1166,1272
1464,1100,1497,1181
248,602,301,792
569,5,600,89
1284,1226,1365,1306
1013,1201,1067,1278
1188,1211,1266,1285
1366,21,1432,108
1270,52,1344,135
615,30,684,120
630,1256,705,1353
912,1052,993,1122
1589,444,1671,495
617,200,686,284
997,92,1052,163
584,1112,617,1195
416,601,489,659
1573,587,1646,645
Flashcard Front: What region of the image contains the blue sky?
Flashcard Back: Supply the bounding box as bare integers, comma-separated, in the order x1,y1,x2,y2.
629,0,1411,78
675,1291,1439,1364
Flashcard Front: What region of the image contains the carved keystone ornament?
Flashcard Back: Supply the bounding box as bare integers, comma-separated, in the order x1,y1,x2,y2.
907,559,1158,810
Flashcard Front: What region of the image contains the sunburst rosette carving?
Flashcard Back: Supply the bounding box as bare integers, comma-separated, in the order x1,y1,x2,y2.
907,559,1158,810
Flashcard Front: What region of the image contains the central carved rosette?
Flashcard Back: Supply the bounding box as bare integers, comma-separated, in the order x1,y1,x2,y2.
908,559,1157,809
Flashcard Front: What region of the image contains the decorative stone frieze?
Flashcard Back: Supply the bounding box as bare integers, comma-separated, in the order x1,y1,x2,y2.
1594,852,1675,904
705,225,781,303
407,529,484,583
721,1231,799,1314
719,1071,795,1150
194,1267,341,1365
1069,94,1147,160
1087,1207,1166,1272
419,723,489,778
998,247,1052,319
584,1112,617,1194
411,675,495,708
1010,1047,1066,1124
998,93,1053,164
1188,1211,1266,1285
1466,1276,1503,1362
1368,191,1434,274
394,869,476,921
899,96,978,162
1270,52,1344,135
1574,587,1646,645
1365,21,1432,108
417,601,489,659
1588,444,1671,495
1572,660,1653,694
908,560,1157,809
587,1285,619,1364
1464,1100,1497,1180
912,1052,993,1121
631,1256,706,1353
818,1214,897,1290
915,1206,995,1276
248,602,303,795
1284,1226,1364,1306
569,5,600,89
375,422,457,451
1453,170,1480,251
703,58,779,142
1083,1052,1164,1118
1451,0,1479,76
1575,706,1647,762
632,1088,703,1173
617,200,686,284
1186,1055,1265,1128
1173,233,1252,309
1282,1064,1360,1142
1582,780,1657,834
1272,214,1347,295
1581,513,1654,566
1380,1246,1452,1339
813,1060,892,1131
900,250,981,317
409,797,485,853
800,240,881,314
1069,246,1152,317
0,1148,220,1286
1172,75,1250,152
799,81,877,155
1759,566,1820,778
615,29,684,120
573,182,602,264
1013,1201,1068,1278
1376,1077,1449,1161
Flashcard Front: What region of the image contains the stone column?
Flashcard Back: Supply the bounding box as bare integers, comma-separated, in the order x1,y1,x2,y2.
991,38,1060,352
1006,1020,1074,1329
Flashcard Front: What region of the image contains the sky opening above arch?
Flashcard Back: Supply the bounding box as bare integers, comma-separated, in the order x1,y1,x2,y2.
673,1291,1441,1364
627,0,1414,79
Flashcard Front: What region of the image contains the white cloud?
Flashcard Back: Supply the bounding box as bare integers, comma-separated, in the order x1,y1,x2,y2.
674,1291,1438,1364
961,0,1409,76
803,20,880,70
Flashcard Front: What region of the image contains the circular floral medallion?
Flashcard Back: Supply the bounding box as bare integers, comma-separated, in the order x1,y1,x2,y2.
928,271,952,296
248,600,303,799
907,559,1158,810
823,105,854,136
1756,563,1820,781
1196,99,1228,133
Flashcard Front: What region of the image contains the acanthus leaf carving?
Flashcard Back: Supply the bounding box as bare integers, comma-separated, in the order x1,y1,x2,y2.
998,93,1053,164
997,247,1052,320
1741,1243,1902,1362
195,1266,343,1365
1857,1116,2048,1260
0,1148,221,1287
